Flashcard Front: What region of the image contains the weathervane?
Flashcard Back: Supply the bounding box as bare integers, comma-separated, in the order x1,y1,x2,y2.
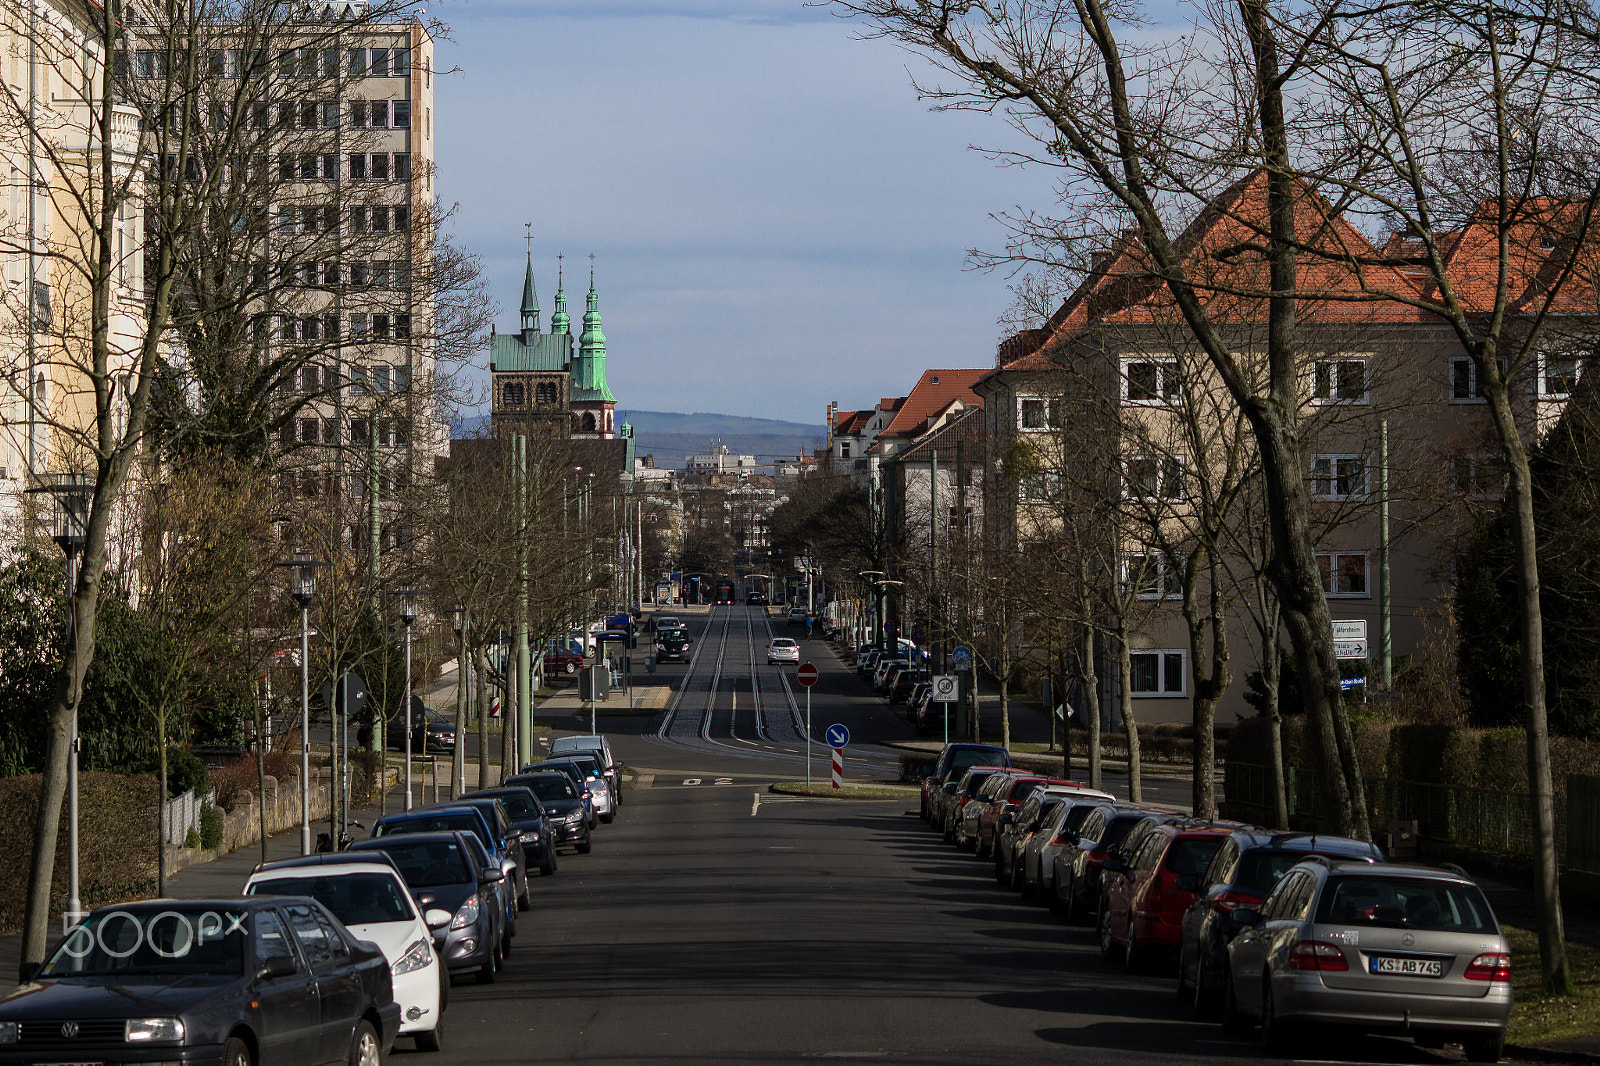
525,222,533,257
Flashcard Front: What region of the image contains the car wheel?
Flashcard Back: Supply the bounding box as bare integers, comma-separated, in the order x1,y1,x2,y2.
1099,908,1122,963
577,837,593,855
994,853,1010,887
1019,873,1037,902
1124,924,1143,973
541,853,557,876
1048,879,1068,918
600,811,615,824
1192,955,1218,1019
1259,978,1296,1054
1176,946,1193,999
563,660,577,675
517,886,530,912
1222,970,1250,1037
414,1015,444,1054
223,1036,252,1066
477,946,498,984
1462,1034,1505,1063
348,1020,382,1066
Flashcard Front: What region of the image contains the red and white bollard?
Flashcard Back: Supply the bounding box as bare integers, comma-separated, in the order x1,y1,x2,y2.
831,747,843,789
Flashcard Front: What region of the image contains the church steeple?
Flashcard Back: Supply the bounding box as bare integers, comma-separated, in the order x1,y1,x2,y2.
574,255,615,403
550,254,570,336
519,224,540,337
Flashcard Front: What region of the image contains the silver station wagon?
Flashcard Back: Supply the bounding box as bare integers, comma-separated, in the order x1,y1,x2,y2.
1224,858,1512,1062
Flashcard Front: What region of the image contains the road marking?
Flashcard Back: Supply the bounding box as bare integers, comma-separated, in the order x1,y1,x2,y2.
634,774,655,788
714,777,733,785
750,791,761,816
682,778,701,786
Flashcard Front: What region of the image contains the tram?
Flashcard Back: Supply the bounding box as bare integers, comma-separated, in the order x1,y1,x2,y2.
712,581,736,605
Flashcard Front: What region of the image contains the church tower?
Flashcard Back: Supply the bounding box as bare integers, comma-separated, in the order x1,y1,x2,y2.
570,258,617,439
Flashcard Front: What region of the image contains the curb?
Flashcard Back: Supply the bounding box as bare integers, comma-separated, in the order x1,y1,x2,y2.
1508,1045,1600,1064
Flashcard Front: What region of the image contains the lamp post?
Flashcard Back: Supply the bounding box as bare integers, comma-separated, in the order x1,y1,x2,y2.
451,603,467,794
390,586,419,810
279,552,324,855
858,570,884,649
28,473,94,922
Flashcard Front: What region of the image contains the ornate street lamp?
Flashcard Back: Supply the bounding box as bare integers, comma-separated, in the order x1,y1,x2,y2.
278,552,325,855
27,473,95,922
390,586,419,810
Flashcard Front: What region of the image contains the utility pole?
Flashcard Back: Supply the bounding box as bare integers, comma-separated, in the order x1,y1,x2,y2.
1380,419,1392,689
516,434,533,770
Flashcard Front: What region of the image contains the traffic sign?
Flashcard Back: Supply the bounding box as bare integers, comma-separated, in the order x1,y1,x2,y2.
825,723,850,749
1332,619,1367,641
931,675,958,702
952,646,972,665
1335,639,1368,660
796,662,819,688
1340,676,1367,690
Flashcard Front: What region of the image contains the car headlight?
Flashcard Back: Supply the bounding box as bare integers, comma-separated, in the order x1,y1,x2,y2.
566,810,584,824
392,938,434,975
0,1022,17,1044
450,896,480,930
523,829,541,842
125,1018,185,1043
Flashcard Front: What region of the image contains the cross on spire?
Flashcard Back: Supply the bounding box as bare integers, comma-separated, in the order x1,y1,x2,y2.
525,222,533,257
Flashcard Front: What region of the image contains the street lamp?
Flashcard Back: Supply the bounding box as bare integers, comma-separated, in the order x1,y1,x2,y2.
28,472,94,922
451,604,468,793
390,586,419,810
858,570,884,649
279,552,325,856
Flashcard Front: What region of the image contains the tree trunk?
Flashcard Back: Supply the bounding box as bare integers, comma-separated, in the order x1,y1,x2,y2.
1000,652,1011,752
452,635,466,795
1082,623,1102,792
476,648,490,791
157,719,168,894
1116,620,1141,803
1185,555,1230,821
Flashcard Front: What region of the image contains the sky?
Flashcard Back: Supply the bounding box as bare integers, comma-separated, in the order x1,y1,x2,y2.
431,0,1066,430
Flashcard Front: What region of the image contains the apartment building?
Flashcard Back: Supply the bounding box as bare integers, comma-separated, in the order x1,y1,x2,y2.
976,171,1586,725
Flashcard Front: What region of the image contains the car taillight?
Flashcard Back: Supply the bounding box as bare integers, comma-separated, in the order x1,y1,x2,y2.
1464,953,1512,982
1289,940,1349,972
1214,889,1265,912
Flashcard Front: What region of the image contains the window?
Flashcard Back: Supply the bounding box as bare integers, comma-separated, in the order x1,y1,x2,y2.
503,382,526,406
349,261,368,287
1539,352,1583,398
321,418,339,444
298,418,319,444
1311,358,1369,403
393,262,412,289
350,419,369,445
839,441,852,459
1122,552,1182,599
1310,454,1367,501
349,313,369,337
1122,456,1185,500
370,206,389,233
1123,358,1180,403
350,99,367,128
298,101,318,130
1452,453,1506,498
370,100,389,128
393,100,411,128
370,48,390,77
299,153,318,180
393,47,410,77
370,153,389,181
393,153,411,180
372,313,390,339
1017,396,1060,431
371,261,390,288
393,206,410,231
322,102,339,129
1019,469,1063,501
1317,551,1369,597
1129,650,1186,697
395,314,411,340
348,48,369,77
1451,357,1485,401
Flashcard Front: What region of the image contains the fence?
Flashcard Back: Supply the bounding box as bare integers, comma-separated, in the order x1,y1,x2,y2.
162,788,215,845
1224,763,1600,873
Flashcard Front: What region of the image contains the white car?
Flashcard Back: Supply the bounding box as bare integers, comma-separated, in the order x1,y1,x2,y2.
244,855,447,1051
768,637,801,665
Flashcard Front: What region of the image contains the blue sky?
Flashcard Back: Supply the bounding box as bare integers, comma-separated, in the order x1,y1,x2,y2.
432,0,1063,428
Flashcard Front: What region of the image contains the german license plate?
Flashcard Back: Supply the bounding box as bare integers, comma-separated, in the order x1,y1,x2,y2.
1370,956,1444,977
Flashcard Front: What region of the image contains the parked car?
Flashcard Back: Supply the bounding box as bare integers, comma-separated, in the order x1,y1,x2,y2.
244,853,446,1051
941,766,1006,844
1051,803,1167,924
1,897,399,1066
438,798,530,911
1224,859,1511,1061
1180,830,1385,1013
767,637,801,665
787,607,808,626
347,831,508,984
505,772,593,853
856,649,884,680
551,753,616,821
993,788,1061,889
525,759,612,824
369,807,519,940
888,668,930,704
919,743,1011,821
1018,787,1117,899
872,658,909,693
550,735,620,798
468,787,559,876
653,615,684,633
955,769,1023,852
975,775,1080,859
1100,822,1234,970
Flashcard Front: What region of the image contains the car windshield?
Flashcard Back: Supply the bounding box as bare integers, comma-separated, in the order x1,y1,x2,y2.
950,749,1008,773
376,811,484,844
1317,876,1497,933
516,775,578,800
1166,837,1227,877
358,840,473,888
1239,851,1324,892
483,791,542,818
43,907,248,977
1064,804,1098,835
1097,814,1145,853
249,872,414,926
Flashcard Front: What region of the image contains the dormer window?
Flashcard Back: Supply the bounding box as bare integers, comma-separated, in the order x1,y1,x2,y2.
931,375,940,384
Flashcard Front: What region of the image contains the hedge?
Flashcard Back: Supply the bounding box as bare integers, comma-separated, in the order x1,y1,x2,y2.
0,772,158,932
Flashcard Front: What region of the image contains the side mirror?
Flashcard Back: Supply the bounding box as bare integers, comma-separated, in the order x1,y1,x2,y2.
423,907,452,931
1232,907,1260,927
480,869,506,884
998,813,1015,828
1102,857,1127,874
1176,874,1201,893
256,955,298,981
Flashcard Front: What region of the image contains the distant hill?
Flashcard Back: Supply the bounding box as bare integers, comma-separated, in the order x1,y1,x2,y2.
450,410,824,470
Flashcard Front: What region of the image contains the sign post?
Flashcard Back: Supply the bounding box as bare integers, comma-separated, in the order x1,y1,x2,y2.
826,723,850,790
797,662,818,787
931,674,958,744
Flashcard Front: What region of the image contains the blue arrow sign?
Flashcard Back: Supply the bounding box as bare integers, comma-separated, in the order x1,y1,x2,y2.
826,723,850,749
952,646,972,665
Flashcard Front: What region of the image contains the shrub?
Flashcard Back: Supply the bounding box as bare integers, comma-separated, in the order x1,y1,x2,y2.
184,827,200,849
165,747,208,798
263,749,298,781
209,758,259,812
347,750,386,808
199,802,223,851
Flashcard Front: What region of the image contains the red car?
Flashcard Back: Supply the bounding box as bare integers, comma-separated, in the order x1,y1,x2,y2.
1100,822,1232,971
974,775,1077,860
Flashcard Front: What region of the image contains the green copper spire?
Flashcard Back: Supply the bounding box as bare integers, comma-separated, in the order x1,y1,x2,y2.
520,225,540,334
574,255,615,403
550,254,570,335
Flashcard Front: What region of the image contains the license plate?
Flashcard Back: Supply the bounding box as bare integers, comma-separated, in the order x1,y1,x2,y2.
1369,956,1444,977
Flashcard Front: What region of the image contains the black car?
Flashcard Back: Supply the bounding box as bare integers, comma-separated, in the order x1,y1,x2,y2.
347,831,507,984
369,807,520,935
446,797,531,909
408,705,457,756
1178,829,1385,1012
0,897,398,1066
468,787,558,877
657,631,691,663
505,773,593,854
889,668,930,703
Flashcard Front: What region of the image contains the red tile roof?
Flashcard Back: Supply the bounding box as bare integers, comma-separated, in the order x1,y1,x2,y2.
880,369,988,440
